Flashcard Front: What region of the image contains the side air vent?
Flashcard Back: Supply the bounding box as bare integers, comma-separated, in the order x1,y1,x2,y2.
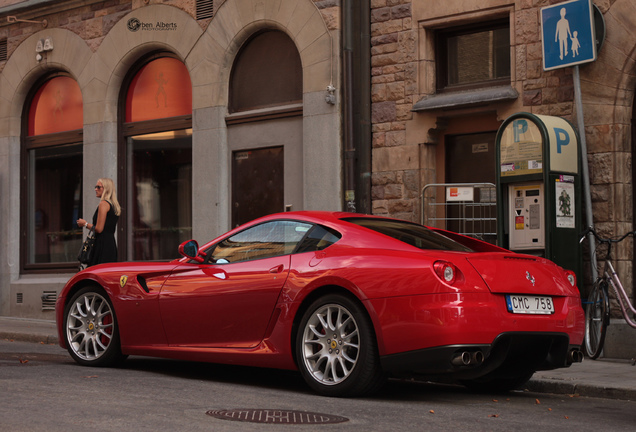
16,292,23,304
137,276,150,293
196,0,214,20
41,291,57,310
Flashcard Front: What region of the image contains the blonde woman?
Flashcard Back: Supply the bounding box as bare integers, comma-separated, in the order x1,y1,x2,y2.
77,178,121,266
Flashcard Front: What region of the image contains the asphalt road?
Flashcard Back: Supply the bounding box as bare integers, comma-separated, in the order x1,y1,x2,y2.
1,340,634,432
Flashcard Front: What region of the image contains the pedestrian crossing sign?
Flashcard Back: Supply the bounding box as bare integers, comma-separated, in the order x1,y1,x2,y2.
541,0,597,71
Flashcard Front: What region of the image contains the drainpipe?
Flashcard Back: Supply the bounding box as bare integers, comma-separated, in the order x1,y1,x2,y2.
342,0,371,213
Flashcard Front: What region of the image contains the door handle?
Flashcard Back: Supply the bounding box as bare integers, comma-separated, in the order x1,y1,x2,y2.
269,264,284,274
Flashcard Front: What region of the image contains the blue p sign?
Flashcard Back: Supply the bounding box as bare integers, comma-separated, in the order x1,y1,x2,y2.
513,119,528,143
554,127,570,153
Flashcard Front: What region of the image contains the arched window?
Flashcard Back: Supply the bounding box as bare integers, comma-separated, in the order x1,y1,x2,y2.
22,74,84,270
119,54,193,261
229,30,302,113
227,30,303,227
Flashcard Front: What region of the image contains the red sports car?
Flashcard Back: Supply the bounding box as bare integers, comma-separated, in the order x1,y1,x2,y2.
56,211,584,397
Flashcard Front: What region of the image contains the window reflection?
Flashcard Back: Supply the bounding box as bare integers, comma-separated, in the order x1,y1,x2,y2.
28,144,83,263
127,129,192,260
211,221,312,263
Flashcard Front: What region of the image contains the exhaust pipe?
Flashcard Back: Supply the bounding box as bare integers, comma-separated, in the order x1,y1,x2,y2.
451,351,484,367
471,351,485,365
451,351,472,366
568,349,584,363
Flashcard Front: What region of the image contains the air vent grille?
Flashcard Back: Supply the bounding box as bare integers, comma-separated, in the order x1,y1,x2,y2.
41,291,57,310
16,292,23,304
196,0,214,20
0,39,7,61
503,255,537,262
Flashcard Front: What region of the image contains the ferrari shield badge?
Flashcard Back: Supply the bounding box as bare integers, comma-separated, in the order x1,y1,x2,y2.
120,275,128,288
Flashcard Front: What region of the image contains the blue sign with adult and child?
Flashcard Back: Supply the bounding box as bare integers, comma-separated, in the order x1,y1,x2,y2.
541,0,597,71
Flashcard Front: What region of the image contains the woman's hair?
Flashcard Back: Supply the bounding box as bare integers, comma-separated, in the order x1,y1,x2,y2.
99,178,121,216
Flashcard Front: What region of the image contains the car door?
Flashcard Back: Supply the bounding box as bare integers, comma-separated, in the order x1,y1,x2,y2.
158,220,312,348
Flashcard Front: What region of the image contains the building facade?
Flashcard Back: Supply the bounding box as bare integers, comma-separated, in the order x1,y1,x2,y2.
369,0,635,358
0,0,353,316
1,0,634,358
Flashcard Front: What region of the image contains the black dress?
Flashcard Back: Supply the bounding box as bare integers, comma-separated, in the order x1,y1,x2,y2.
88,201,119,266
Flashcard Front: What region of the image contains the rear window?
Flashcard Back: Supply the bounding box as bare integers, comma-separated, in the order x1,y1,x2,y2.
344,218,474,252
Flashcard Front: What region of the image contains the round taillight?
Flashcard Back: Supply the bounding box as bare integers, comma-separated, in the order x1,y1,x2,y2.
434,261,457,285
443,265,454,282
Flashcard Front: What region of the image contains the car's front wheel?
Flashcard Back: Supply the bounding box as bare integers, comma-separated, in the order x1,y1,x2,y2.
64,286,126,367
295,294,385,397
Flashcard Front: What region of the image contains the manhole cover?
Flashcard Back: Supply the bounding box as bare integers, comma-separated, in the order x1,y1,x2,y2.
206,409,349,424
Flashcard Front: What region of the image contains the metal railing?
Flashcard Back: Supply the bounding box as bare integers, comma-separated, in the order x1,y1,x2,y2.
421,183,497,243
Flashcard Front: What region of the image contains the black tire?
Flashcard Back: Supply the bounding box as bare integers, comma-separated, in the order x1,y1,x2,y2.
461,371,535,393
295,294,386,397
64,286,126,367
584,279,610,359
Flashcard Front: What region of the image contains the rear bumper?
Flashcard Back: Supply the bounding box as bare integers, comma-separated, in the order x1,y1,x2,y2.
380,332,581,380
368,292,585,356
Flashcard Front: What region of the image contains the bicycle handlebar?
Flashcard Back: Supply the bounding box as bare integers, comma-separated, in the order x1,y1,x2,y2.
579,226,636,244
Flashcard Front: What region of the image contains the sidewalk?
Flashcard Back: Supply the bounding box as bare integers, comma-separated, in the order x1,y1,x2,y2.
1,316,634,401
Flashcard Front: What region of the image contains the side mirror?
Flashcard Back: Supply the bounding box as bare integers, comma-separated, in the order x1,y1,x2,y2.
178,239,205,263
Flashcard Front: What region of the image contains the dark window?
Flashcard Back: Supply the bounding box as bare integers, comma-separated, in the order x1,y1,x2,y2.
229,30,302,113
21,75,84,272
126,129,192,260
344,218,474,252
295,225,342,253
120,54,193,261
437,20,510,91
209,220,312,263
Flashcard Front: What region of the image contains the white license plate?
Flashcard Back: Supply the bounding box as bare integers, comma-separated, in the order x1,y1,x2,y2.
506,295,554,314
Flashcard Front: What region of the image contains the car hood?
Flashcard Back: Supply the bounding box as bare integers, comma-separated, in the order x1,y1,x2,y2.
466,253,575,296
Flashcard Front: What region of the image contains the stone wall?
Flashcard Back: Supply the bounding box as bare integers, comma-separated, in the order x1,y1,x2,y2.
369,0,636,319
370,0,418,221
369,0,633,248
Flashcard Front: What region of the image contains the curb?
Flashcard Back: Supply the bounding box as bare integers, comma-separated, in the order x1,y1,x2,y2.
0,331,59,345
526,378,636,401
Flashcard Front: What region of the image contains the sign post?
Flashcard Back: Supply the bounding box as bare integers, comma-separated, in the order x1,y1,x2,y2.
540,0,598,280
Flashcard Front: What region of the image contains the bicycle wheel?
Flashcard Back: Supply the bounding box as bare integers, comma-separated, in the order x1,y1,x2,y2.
584,280,610,359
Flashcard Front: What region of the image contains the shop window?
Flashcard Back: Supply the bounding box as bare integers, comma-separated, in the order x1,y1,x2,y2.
229,30,302,113
436,19,510,91
22,75,83,271
121,55,193,261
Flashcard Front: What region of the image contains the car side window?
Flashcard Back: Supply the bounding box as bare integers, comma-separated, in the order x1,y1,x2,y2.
209,220,312,263
295,225,341,253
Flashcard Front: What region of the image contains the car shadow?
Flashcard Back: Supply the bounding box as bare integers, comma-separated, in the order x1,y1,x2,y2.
121,356,311,394
118,355,496,400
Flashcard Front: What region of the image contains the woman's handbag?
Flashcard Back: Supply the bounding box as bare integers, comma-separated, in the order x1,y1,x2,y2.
77,227,96,265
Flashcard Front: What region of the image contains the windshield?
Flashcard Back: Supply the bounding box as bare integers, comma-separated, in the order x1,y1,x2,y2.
344,217,474,252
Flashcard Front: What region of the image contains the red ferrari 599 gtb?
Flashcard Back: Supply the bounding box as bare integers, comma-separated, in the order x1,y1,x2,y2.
56,211,584,397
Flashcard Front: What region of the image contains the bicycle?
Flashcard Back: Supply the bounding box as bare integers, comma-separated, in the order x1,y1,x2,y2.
579,227,636,359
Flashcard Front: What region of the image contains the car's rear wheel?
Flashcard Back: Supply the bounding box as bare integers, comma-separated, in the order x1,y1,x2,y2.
64,286,126,367
296,294,385,397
